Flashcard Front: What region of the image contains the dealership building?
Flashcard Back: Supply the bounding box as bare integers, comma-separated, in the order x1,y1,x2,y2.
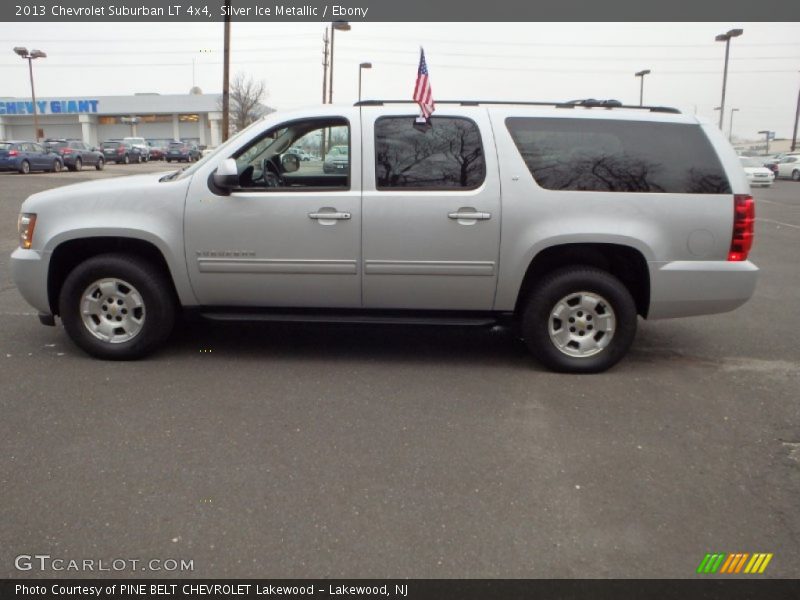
0,92,243,147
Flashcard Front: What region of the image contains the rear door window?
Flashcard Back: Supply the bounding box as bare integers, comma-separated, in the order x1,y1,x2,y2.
375,116,486,190
505,117,731,194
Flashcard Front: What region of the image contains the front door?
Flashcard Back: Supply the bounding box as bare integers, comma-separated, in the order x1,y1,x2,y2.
184,115,362,308
361,110,501,310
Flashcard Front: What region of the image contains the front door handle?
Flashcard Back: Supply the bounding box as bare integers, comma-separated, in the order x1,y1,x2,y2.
448,210,492,220
309,211,351,220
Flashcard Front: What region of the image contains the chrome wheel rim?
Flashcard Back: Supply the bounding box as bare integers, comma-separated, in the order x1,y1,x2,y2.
80,278,146,344
548,291,616,358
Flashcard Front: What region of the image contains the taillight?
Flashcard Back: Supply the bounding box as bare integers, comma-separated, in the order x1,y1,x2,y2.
62,148,72,154
728,194,755,261
117,146,125,153
8,149,18,156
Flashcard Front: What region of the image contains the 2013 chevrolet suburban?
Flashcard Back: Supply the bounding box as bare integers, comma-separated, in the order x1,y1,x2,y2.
10,99,758,372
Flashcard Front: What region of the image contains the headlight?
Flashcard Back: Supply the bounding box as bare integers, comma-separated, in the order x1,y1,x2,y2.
17,213,37,249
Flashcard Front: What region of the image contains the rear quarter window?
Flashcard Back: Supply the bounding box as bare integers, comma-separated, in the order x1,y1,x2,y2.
505,117,731,194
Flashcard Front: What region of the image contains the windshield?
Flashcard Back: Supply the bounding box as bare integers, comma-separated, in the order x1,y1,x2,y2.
740,157,764,168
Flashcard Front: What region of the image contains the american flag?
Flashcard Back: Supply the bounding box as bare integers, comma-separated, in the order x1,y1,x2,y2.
413,48,435,119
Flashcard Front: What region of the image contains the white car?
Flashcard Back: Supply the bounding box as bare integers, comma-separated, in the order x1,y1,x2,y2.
739,156,775,187
775,155,800,181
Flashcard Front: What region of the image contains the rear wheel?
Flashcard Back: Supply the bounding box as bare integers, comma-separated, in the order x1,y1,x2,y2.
792,170,800,182
19,160,30,174
123,154,130,165
520,267,637,373
52,159,63,173
59,254,176,360
74,157,82,171
135,153,141,164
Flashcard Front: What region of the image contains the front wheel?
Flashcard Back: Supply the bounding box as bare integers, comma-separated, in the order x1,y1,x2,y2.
792,170,800,182
19,160,30,174
59,254,176,360
52,159,63,173
74,158,82,171
520,267,637,373
123,154,130,165
95,157,104,170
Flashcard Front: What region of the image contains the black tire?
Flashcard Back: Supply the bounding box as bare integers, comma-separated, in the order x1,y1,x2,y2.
520,267,637,373
792,170,800,182
95,157,104,171
123,154,130,165
19,160,30,174
135,153,142,164
52,159,63,173
74,157,82,171
166,159,172,163
59,254,176,360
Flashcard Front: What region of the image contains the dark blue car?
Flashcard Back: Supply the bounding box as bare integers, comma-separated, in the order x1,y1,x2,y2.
0,140,64,174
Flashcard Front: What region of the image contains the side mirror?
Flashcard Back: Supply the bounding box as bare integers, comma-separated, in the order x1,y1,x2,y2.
212,158,239,189
281,153,300,173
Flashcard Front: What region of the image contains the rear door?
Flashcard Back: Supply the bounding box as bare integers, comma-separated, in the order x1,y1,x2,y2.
361,109,501,310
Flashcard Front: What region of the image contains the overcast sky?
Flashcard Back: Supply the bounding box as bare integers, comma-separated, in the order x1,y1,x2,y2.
1,21,798,140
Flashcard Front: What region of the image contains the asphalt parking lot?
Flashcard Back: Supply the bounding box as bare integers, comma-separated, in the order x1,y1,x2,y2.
0,165,798,579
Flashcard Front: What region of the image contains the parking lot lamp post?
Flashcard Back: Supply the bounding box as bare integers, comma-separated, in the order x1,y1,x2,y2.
729,108,739,141
634,69,650,106
715,28,743,130
358,62,372,102
13,47,46,142
792,72,800,151
328,21,351,104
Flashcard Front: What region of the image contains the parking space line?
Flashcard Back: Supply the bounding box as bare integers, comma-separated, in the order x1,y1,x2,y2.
756,217,800,230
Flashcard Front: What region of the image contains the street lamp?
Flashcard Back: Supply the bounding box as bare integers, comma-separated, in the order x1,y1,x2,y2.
715,28,743,130
328,20,350,104
792,71,800,152
358,62,372,102
634,69,650,106
192,48,213,89
728,108,739,141
13,46,47,142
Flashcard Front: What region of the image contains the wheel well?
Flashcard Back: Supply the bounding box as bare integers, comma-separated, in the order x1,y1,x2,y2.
47,237,177,316
515,243,650,317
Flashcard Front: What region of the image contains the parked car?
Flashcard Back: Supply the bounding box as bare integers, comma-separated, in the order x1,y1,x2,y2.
0,140,63,174
11,100,759,373
101,140,144,164
44,139,104,171
287,146,312,161
165,141,201,162
322,145,348,173
775,155,800,181
739,156,774,187
122,137,150,162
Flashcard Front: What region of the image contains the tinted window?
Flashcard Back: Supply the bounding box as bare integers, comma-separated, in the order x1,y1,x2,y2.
31,143,44,153
505,117,731,194
0,143,11,151
375,117,485,189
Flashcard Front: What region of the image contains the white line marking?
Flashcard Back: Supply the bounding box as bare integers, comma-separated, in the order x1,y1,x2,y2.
756,218,800,230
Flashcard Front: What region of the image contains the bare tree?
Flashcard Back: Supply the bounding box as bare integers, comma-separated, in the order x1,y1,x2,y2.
227,72,268,133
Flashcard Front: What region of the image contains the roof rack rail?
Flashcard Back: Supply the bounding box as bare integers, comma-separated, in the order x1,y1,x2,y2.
354,99,681,114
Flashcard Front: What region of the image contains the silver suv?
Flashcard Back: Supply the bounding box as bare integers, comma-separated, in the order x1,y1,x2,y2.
10,100,758,372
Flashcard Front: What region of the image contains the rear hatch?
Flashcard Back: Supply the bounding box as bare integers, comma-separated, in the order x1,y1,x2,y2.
0,142,15,165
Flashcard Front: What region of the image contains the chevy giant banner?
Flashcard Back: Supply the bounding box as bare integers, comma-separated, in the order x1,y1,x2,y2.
0,99,100,115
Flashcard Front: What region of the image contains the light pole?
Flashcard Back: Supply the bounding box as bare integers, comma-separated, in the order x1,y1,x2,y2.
792,71,800,152
728,108,739,141
715,28,743,130
328,20,350,104
192,49,212,89
358,62,372,102
13,47,46,142
634,69,650,106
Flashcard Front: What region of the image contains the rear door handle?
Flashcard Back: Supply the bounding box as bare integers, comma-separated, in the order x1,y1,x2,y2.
448,211,491,220
309,211,351,220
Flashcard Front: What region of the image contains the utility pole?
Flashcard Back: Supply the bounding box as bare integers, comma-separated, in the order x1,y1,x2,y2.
221,0,231,142
715,28,743,130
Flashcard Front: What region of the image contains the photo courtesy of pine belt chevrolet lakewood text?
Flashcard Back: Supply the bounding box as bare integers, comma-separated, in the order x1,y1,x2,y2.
11,99,758,373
